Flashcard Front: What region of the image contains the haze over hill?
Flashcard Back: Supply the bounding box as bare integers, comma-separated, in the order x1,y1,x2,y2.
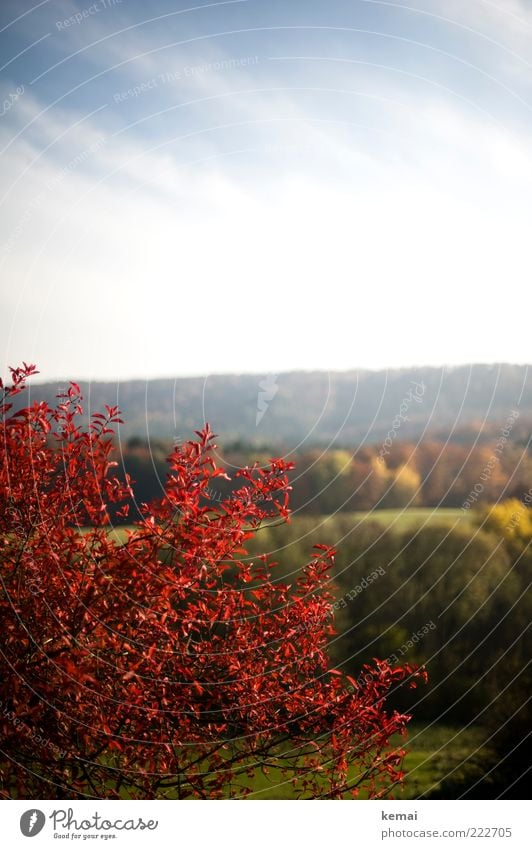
26,364,532,447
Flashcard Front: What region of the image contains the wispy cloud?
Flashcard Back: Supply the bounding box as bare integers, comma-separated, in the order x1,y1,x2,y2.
2,0,532,378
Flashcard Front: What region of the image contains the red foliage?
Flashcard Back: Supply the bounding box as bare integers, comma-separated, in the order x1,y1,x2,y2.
0,364,426,799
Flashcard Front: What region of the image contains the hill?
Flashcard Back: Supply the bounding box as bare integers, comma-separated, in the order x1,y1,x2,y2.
25,363,532,446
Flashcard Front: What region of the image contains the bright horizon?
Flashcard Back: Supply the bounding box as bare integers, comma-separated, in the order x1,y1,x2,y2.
20,360,531,385
2,0,532,380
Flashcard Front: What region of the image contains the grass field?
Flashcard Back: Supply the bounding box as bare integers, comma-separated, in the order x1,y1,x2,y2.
102,507,473,542
237,723,487,799
319,507,472,532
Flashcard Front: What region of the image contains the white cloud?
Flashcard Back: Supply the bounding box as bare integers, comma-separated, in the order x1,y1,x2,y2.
3,7,532,379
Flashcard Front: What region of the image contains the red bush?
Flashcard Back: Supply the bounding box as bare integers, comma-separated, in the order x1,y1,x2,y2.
0,364,426,798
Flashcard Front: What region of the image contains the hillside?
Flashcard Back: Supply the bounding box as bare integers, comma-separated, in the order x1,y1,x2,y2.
25,363,532,445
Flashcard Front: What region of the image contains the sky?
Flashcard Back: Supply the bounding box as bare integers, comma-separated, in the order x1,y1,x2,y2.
1,0,532,380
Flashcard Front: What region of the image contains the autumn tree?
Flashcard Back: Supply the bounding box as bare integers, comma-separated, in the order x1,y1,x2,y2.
0,364,425,799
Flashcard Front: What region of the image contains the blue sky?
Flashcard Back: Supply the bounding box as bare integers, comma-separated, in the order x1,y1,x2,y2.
1,0,532,379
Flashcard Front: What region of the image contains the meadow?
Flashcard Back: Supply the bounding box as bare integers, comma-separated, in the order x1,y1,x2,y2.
241,723,489,799
85,505,528,799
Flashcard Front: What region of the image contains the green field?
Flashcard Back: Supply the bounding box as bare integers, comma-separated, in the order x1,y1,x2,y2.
236,723,488,799
102,507,473,542
318,507,472,532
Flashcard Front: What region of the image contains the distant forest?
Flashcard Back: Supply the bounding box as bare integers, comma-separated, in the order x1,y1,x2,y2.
21,363,520,520
115,431,532,521
27,363,532,444
24,364,532,520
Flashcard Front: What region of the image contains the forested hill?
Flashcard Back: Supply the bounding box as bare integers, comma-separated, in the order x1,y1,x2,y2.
26,364,532,446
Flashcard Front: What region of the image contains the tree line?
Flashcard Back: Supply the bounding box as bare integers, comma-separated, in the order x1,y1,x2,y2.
114,435,532,521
